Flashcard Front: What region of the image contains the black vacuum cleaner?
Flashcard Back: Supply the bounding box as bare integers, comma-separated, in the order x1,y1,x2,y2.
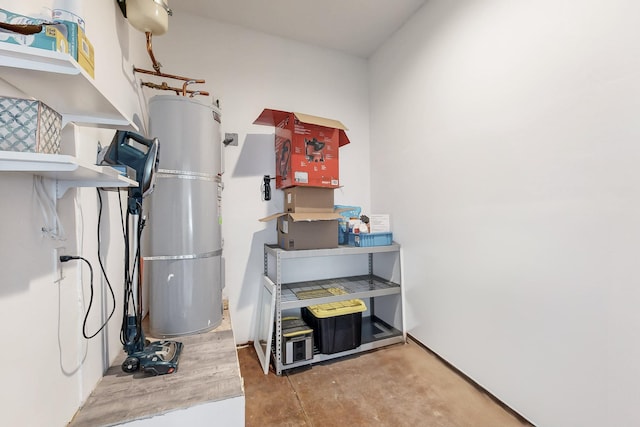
100,130,183,376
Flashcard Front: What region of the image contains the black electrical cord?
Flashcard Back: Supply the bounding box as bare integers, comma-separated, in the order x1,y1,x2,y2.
120,199,145,348
60,255,112,339
98,186,143,349
121,208,133,346
95,189,117,334
132,207,144,343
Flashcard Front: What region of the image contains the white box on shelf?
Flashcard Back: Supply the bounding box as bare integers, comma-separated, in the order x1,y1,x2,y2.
369,214,391,233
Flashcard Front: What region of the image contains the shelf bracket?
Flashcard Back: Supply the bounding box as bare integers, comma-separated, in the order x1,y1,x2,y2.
56,180,127,198
56,180,83,198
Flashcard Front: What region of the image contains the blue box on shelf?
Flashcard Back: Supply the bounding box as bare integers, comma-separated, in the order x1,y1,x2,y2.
348,232,393,247
335,205,361,245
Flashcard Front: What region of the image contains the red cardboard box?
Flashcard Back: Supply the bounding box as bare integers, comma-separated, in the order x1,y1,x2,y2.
254,109,350,189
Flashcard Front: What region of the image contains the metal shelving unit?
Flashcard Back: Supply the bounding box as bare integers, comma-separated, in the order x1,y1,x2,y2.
257,243,405,375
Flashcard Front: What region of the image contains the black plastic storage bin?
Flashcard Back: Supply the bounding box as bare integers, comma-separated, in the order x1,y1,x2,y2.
302,298,366,354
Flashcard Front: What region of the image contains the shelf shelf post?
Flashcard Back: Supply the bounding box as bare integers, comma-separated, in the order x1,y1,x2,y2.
275,250,283,375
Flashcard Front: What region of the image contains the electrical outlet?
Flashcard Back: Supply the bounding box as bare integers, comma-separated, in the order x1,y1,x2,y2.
54,246,66,284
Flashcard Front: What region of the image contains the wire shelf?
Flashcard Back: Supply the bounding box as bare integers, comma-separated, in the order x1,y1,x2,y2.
279,275,400,309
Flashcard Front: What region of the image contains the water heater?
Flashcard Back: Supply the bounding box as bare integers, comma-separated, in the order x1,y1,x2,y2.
144,95,223,337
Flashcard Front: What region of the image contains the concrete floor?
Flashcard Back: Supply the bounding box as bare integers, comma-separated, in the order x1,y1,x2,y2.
238,339,533,427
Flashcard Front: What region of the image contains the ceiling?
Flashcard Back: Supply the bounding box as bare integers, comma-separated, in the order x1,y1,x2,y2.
168,0,427,58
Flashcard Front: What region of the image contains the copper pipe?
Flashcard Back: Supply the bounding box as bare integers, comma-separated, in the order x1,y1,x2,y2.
141,81,210,97
139,32,206,83
145,32,162,73
135,32,210,96
133,66,207,84
141,81,180,95
182,80,196,96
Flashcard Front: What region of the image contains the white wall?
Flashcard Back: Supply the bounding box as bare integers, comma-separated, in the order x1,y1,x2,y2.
0,3,368,423
12,1,634,425
144,12,371,343
0,1,147,425
369,1,640,426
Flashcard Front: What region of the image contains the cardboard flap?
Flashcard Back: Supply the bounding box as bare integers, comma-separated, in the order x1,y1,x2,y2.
253,108,290,127
289,212,342,222
260,211,342,222
337,129,350,147
293,112,348,131
294,112,350,147
259,212,287,222
253,108,351,147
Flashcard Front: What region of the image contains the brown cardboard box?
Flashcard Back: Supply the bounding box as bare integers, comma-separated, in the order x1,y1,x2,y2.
260,211,340,250
284,186,334,213
253,109,350,189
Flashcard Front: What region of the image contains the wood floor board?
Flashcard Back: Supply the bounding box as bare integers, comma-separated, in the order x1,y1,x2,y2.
69,310,243,426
